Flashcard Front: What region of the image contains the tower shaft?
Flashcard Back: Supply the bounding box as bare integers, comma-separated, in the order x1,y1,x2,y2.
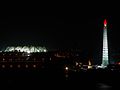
102,19,109,67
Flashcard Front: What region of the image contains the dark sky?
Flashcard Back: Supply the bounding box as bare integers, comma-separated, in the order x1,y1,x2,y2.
0,15,99,50
0,2,120,54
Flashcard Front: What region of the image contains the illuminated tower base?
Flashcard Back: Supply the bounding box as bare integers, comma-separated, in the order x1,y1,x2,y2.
101,19,109,68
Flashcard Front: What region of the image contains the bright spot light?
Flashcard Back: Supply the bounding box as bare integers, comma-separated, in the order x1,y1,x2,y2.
27,51,30,53
27,53,31,56
65,66,68,70
44,49,47,52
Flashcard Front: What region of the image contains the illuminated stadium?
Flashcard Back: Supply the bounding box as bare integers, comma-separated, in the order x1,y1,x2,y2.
3,46,47,53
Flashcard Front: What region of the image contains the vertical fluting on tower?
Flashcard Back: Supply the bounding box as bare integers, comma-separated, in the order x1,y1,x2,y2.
102,19,109,67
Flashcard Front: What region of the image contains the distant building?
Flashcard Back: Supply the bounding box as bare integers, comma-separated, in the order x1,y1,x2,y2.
2,46,47,53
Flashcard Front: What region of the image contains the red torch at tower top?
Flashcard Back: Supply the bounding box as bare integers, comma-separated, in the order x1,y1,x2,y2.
104,19,107,27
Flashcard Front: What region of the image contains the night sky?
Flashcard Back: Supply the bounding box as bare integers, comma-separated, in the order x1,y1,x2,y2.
0,2,120,63
1,16,99,50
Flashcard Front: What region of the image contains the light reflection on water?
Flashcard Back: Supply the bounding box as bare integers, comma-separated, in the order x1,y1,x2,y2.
0,69,119,89
96,83,112,90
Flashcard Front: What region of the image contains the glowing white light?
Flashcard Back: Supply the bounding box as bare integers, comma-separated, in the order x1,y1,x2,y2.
65,66,68,70
27,54,30,56
27,50,30,53
43,49,47,52
75,62,78,66
4,46,47,53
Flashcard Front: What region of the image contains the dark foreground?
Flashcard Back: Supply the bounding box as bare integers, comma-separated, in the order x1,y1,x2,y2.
0,68,119,90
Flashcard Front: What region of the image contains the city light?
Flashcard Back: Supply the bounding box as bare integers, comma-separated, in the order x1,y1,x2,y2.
18,65,21,68
2,65,5,68
33,65,36,68
65,66,69,71
3,46,47,53
10,65,13,68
